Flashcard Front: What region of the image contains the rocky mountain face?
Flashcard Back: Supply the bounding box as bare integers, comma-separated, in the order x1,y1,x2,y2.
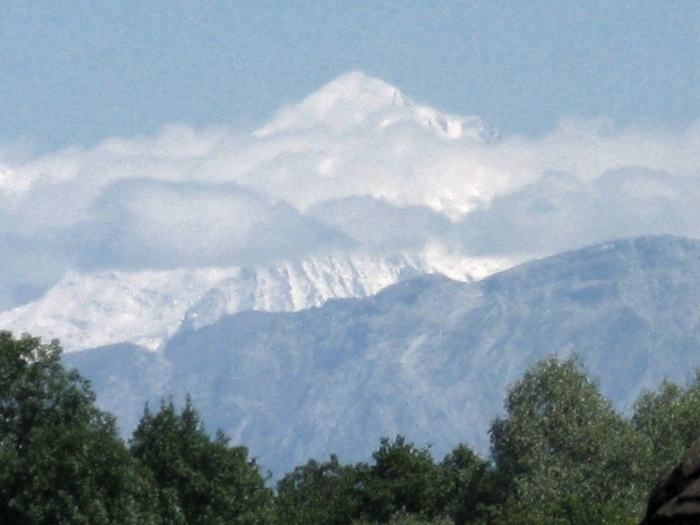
641,437,700,524
64,234,700,478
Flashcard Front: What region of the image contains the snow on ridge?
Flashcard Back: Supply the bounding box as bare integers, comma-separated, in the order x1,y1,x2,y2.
0,250,515,354
419,243,517,281
182,252,432,331
0,268,237,353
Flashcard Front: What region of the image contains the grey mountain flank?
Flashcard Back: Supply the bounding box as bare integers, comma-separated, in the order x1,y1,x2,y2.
65,234,700,477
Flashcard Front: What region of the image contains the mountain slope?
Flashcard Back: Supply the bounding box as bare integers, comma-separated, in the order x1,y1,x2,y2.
65,235,700,477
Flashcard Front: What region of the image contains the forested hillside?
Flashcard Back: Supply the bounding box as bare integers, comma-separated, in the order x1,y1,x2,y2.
2,331,698,524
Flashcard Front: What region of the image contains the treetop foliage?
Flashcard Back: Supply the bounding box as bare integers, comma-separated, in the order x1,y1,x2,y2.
130,397,274,525
487,355,650,525
0,331,148,524
0,331,272,525
2,331,700,525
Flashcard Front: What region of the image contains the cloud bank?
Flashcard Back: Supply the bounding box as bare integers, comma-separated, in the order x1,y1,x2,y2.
1,72,700,309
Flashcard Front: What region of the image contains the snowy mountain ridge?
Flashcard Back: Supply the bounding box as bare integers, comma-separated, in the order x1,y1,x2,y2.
64,234,700,477
0,249,514,353
2,71,696,377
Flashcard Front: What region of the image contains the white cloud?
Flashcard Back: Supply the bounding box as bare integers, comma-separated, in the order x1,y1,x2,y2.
72,178,351,270
2,72,700,307
455,168,700,257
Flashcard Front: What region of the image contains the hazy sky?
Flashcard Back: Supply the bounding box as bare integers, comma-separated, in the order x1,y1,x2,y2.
2,1,699,152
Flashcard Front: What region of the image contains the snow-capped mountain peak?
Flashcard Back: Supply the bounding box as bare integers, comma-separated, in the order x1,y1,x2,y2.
255,71,495,142
255,71,406,136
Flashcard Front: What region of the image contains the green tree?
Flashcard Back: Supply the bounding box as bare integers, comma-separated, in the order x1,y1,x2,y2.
276,437,452,525
361,436,449,524
488,355,648,525
0,331,158,524
275,455,367,525
129,398,273,525
439,444,495,525
352,510,453,525
632,370,700,480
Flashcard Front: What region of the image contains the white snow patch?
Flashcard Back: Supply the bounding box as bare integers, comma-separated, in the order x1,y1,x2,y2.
0,249,513,353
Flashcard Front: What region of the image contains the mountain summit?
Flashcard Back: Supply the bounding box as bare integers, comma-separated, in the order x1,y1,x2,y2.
255,71,495,142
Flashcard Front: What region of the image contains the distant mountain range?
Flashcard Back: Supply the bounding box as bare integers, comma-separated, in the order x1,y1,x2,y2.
64,234,700,478
3,72,700,478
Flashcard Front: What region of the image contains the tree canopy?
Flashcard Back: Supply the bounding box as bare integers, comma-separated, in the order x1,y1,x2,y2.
0,331,155,524
633,370,700,479
130,398,273,525
1,329,697,525
488,356,651,525
276,454,367,525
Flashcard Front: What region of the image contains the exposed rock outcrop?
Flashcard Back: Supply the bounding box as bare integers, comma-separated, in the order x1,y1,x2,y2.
641,439,700,524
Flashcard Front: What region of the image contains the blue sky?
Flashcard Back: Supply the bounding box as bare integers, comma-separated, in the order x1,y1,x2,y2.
2,1,699,152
